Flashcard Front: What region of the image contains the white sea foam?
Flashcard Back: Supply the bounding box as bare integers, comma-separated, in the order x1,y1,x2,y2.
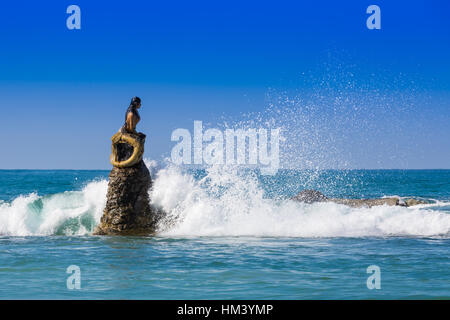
151,165,450,238
0,180,107,236
0,164,449,238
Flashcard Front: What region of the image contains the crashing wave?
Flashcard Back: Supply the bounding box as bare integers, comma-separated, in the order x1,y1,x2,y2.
0,163,449,238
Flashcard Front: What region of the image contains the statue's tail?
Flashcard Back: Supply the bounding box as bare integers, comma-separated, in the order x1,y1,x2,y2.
110,131,145,168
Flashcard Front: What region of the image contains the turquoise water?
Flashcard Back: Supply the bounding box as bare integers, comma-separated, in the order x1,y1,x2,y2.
0,169,449,299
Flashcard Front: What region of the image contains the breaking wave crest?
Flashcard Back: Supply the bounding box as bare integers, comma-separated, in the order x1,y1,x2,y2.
151,165,450,238
0,180,107,236
0,164,449,238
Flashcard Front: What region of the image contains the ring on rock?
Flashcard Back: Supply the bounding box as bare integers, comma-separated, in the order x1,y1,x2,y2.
110,131,145,168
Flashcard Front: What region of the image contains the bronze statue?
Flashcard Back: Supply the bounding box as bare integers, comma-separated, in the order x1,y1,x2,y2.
95,97,163,236
110,97,145,168
123,96,141,134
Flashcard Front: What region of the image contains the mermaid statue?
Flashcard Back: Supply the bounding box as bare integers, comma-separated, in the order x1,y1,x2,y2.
110,97,146,168
95,97,162,235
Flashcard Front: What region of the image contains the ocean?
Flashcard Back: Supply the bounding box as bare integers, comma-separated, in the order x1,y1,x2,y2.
0,166,449,299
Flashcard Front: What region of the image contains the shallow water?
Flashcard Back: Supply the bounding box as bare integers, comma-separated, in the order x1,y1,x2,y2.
1,236,448,299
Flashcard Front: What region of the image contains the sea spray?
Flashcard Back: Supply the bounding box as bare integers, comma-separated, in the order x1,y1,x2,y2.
150,164,450,238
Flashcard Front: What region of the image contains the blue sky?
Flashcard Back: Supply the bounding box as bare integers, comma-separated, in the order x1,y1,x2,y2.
0,0,449,169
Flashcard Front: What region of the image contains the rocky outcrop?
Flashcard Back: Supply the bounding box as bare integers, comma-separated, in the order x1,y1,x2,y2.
404,198,427,207
291,190,328,203
94,131,163,236
327,197,400,208
290,190,427,208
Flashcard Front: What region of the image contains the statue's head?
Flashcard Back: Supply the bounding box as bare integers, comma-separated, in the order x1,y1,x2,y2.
130,96,141,109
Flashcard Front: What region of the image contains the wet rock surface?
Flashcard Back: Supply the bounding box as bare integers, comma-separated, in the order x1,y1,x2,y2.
291,190,427,208
94,160,163,236
327,197,399,208
291,190,328,203
404,198,428,207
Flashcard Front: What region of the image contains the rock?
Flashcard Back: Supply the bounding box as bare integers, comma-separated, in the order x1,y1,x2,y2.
327,197,399,208
291,189,400,208
94,160,163,236
291,189,430,208
404,198,428,207
290,189,328,203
